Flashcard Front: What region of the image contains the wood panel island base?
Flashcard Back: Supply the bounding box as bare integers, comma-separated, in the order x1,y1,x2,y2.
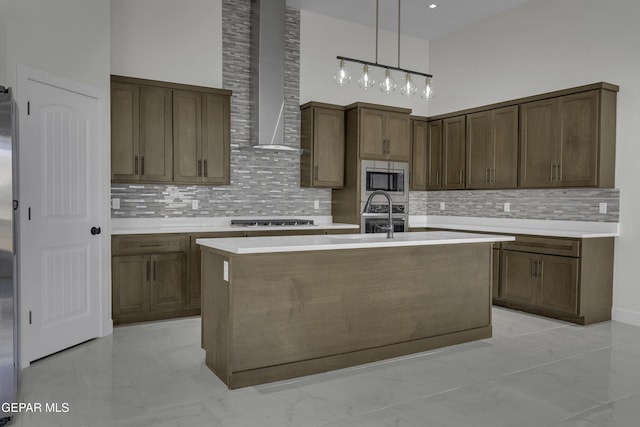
197,232,514,389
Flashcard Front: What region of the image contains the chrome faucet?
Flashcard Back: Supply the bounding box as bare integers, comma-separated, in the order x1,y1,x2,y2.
362,190,394,239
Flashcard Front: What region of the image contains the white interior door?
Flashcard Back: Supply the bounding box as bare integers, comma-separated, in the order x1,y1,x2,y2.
18,67,105,364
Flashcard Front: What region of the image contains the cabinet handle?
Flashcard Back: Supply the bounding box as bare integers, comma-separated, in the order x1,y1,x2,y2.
490,168,495,183
141,156,145,176
537,260,543,278
314,165,318,180
382,139,387,154
554,164,560,181
153,260,157,281
459,169,463,185
146,260,150,282
135,156,139,175
198,159,202,177
204,159,208,177
531,259,535,277
436,170,440,186
485,168,489,184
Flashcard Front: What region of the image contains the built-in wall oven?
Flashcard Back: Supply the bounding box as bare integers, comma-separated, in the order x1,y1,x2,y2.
360,160,409,233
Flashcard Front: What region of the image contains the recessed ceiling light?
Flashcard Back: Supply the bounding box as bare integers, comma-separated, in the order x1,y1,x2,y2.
428,3,438,8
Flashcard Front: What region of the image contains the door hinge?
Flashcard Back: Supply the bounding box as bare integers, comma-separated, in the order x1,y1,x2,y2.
27,101,30,115
29,310,32,325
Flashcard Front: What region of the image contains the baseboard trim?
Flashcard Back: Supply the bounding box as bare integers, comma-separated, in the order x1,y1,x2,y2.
612,307,640,326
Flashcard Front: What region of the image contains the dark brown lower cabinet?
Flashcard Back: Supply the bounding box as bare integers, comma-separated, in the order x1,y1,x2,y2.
496,235,613,325
112,234,193,325
492,248,500,301
500,250,578,314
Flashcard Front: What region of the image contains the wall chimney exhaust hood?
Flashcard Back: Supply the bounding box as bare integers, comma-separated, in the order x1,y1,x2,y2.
250,0,298,152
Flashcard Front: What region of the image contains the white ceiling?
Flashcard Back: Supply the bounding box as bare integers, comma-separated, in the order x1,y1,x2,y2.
287,0,532,40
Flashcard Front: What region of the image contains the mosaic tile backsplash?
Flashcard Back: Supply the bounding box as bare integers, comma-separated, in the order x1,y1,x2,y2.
111,0,331,219
409,188,620,222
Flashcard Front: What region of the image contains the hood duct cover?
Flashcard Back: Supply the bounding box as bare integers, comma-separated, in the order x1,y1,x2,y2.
250,0,297,151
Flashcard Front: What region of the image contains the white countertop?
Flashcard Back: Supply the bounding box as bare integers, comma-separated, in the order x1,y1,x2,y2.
409,215,619,238
111,216,359,235
196,231,515,255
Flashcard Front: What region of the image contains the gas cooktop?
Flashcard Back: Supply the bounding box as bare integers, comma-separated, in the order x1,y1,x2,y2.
230,219,315,227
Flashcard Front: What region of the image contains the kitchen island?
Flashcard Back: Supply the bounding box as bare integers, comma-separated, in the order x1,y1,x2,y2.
197,231,514,389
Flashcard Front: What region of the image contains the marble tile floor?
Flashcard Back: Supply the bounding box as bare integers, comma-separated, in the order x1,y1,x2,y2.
9,307,640,427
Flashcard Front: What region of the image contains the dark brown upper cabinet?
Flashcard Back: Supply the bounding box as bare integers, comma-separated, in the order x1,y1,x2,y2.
426,120,443,190
357,105,411,162
111,82,172,182
300,102,345,188
442,116,466,190
519,88,616,188
410,118,428,191
111,75,231,185
466,105,518,189
173,91,231,185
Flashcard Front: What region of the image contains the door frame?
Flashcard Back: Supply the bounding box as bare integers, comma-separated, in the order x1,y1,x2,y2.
16,64,112,368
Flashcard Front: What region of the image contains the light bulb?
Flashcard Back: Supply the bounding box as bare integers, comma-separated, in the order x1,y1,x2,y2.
400,73,417,97
358,64,375,89
420,77,435,100
379,69,397,93
333,60,351,86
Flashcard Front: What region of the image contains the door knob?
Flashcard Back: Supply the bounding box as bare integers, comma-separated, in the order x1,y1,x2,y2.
90,226,101,235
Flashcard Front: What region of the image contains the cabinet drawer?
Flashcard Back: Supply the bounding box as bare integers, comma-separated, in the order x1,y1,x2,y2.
503,235,580,257
112,234,188,255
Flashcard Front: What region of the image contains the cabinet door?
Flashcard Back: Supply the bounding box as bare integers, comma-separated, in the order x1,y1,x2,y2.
500,250,537,305
360,108,386,160
537,254,579,314
557,91,599,187
426,120,443,190
111,82,140,182
519,99,556,188
139,86,173,182
411,120,428,190
150,252,187,313
442,116,466,190
492,248,500,301
386,111,411,162
466,110,493,189
313,107,345,187
112,255,148,318
492,105,518,188
173,90,203,183
202,93,230,184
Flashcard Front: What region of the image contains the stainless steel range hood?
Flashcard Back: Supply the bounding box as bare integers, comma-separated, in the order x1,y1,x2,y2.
250,0,298,151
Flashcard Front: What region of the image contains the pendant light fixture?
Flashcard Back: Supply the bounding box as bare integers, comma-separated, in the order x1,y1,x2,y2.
333,59,351,86
420,76,436,99
358,64,375,89
334,0,434,100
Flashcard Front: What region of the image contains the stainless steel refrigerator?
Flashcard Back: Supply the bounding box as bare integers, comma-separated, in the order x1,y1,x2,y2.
0,86,18,426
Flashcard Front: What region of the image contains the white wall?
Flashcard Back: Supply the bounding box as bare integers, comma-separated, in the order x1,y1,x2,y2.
0,0,7,86
300,10,431,116
4,0,110,90
111,0,223,88
429,0,640,325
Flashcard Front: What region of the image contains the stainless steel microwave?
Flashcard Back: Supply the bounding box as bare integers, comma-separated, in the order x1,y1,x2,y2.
361,160,409,201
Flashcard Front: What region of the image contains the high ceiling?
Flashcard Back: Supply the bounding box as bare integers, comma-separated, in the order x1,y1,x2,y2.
287,0,532,40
